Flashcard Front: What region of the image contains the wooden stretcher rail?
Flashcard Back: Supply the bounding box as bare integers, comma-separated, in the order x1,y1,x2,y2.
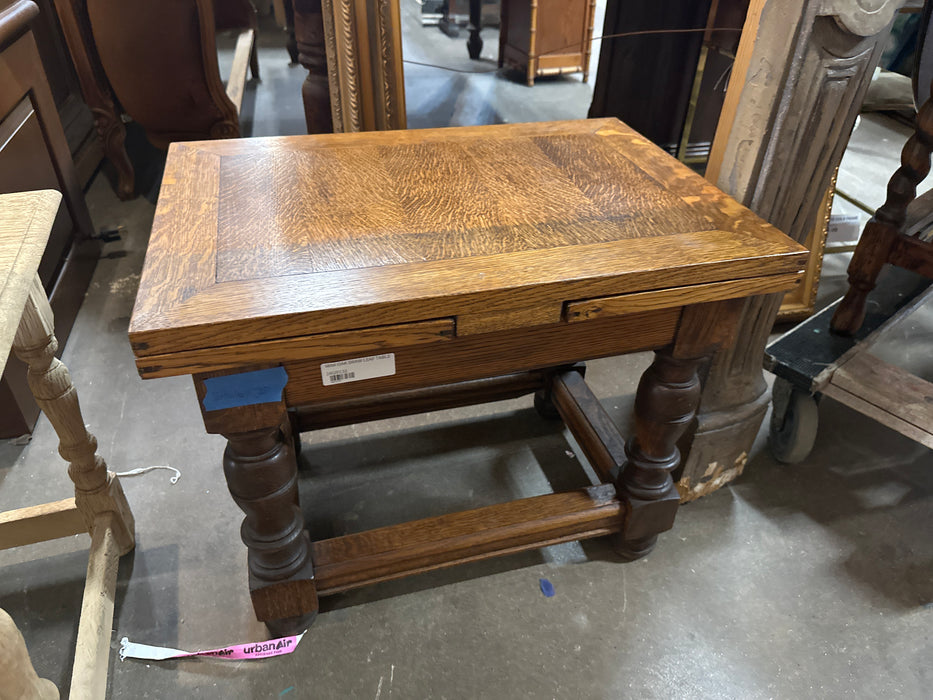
292,370,550,431
0,498,85,550
551,369,627,484
312,485,623,595
70,513,120,700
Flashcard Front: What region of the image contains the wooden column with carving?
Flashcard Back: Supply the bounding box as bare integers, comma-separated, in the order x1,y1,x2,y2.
678,0,906,501
51,0,134,200
293,0,333,134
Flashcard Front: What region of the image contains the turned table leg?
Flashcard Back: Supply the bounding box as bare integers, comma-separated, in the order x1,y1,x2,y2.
12,275,135,554
294,0,334,134
196,378,318,636
615,300,743,559
282,0,300,64
614,349,701,559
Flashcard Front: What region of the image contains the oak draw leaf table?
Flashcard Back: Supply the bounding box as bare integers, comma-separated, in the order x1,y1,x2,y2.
129,119,807,634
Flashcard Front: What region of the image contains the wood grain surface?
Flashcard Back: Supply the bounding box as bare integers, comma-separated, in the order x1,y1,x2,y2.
830,351,933,436
0,190,61,368
130,119,807,366
0,497,84,550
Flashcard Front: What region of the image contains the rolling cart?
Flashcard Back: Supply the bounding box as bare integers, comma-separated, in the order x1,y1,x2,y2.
765,267,932,463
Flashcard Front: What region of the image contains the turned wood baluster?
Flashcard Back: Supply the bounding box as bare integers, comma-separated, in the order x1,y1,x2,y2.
831,78,933,334
614,299,742,558
0,609,58,700
12,276,134,554
221,418,318,633
614,349,702,560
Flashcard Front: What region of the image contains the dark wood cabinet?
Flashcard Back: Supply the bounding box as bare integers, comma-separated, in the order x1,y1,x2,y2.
588,0,750,163
589,0,713,154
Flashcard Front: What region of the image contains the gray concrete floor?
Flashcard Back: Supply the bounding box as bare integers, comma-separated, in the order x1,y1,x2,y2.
2,10,933,700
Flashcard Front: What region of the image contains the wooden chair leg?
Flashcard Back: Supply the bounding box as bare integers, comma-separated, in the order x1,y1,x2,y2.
467,0,483,59
12,275,135,555
0,609,58,700
70,512,120,700
831,220,897,334
832,86,933,334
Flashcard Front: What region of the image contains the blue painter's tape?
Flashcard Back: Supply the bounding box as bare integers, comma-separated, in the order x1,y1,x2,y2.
202,367,289,411
539,578,555,598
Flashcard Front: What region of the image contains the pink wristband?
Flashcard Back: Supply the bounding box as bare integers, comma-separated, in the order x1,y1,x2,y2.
119,631,306,662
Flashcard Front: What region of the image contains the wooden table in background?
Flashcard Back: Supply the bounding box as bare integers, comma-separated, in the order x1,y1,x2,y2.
129,118,807,634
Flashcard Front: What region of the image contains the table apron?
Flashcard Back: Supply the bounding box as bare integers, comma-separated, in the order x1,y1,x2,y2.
282,307,680,406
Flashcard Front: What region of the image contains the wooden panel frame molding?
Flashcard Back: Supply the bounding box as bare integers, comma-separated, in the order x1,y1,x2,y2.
319,0,406,131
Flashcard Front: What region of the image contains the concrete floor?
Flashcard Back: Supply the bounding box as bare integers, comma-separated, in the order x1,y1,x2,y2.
2,9,932,700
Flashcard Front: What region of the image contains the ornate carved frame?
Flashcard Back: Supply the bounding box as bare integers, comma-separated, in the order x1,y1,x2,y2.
320,0,406,131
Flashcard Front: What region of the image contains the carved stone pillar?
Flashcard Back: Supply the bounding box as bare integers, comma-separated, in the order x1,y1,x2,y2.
678,0,906,501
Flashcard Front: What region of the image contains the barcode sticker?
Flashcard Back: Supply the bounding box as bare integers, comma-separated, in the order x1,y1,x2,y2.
320,353,396,386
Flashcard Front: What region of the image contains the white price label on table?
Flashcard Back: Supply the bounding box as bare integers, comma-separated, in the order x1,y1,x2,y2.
320,353,396,385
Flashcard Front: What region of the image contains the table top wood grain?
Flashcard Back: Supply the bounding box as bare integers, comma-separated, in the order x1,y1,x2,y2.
129,119,808,364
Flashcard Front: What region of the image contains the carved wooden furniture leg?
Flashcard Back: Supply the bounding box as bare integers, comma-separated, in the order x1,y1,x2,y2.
831,78,933,334
614,349,701,559
467,0,482,59
616,299,741,559
294,0,334,134
0,609,58,700
52,0,135,200
13,275,135,554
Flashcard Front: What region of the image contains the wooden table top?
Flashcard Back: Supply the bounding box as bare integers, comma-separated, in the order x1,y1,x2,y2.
0,190,60,369
130,119,807,366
